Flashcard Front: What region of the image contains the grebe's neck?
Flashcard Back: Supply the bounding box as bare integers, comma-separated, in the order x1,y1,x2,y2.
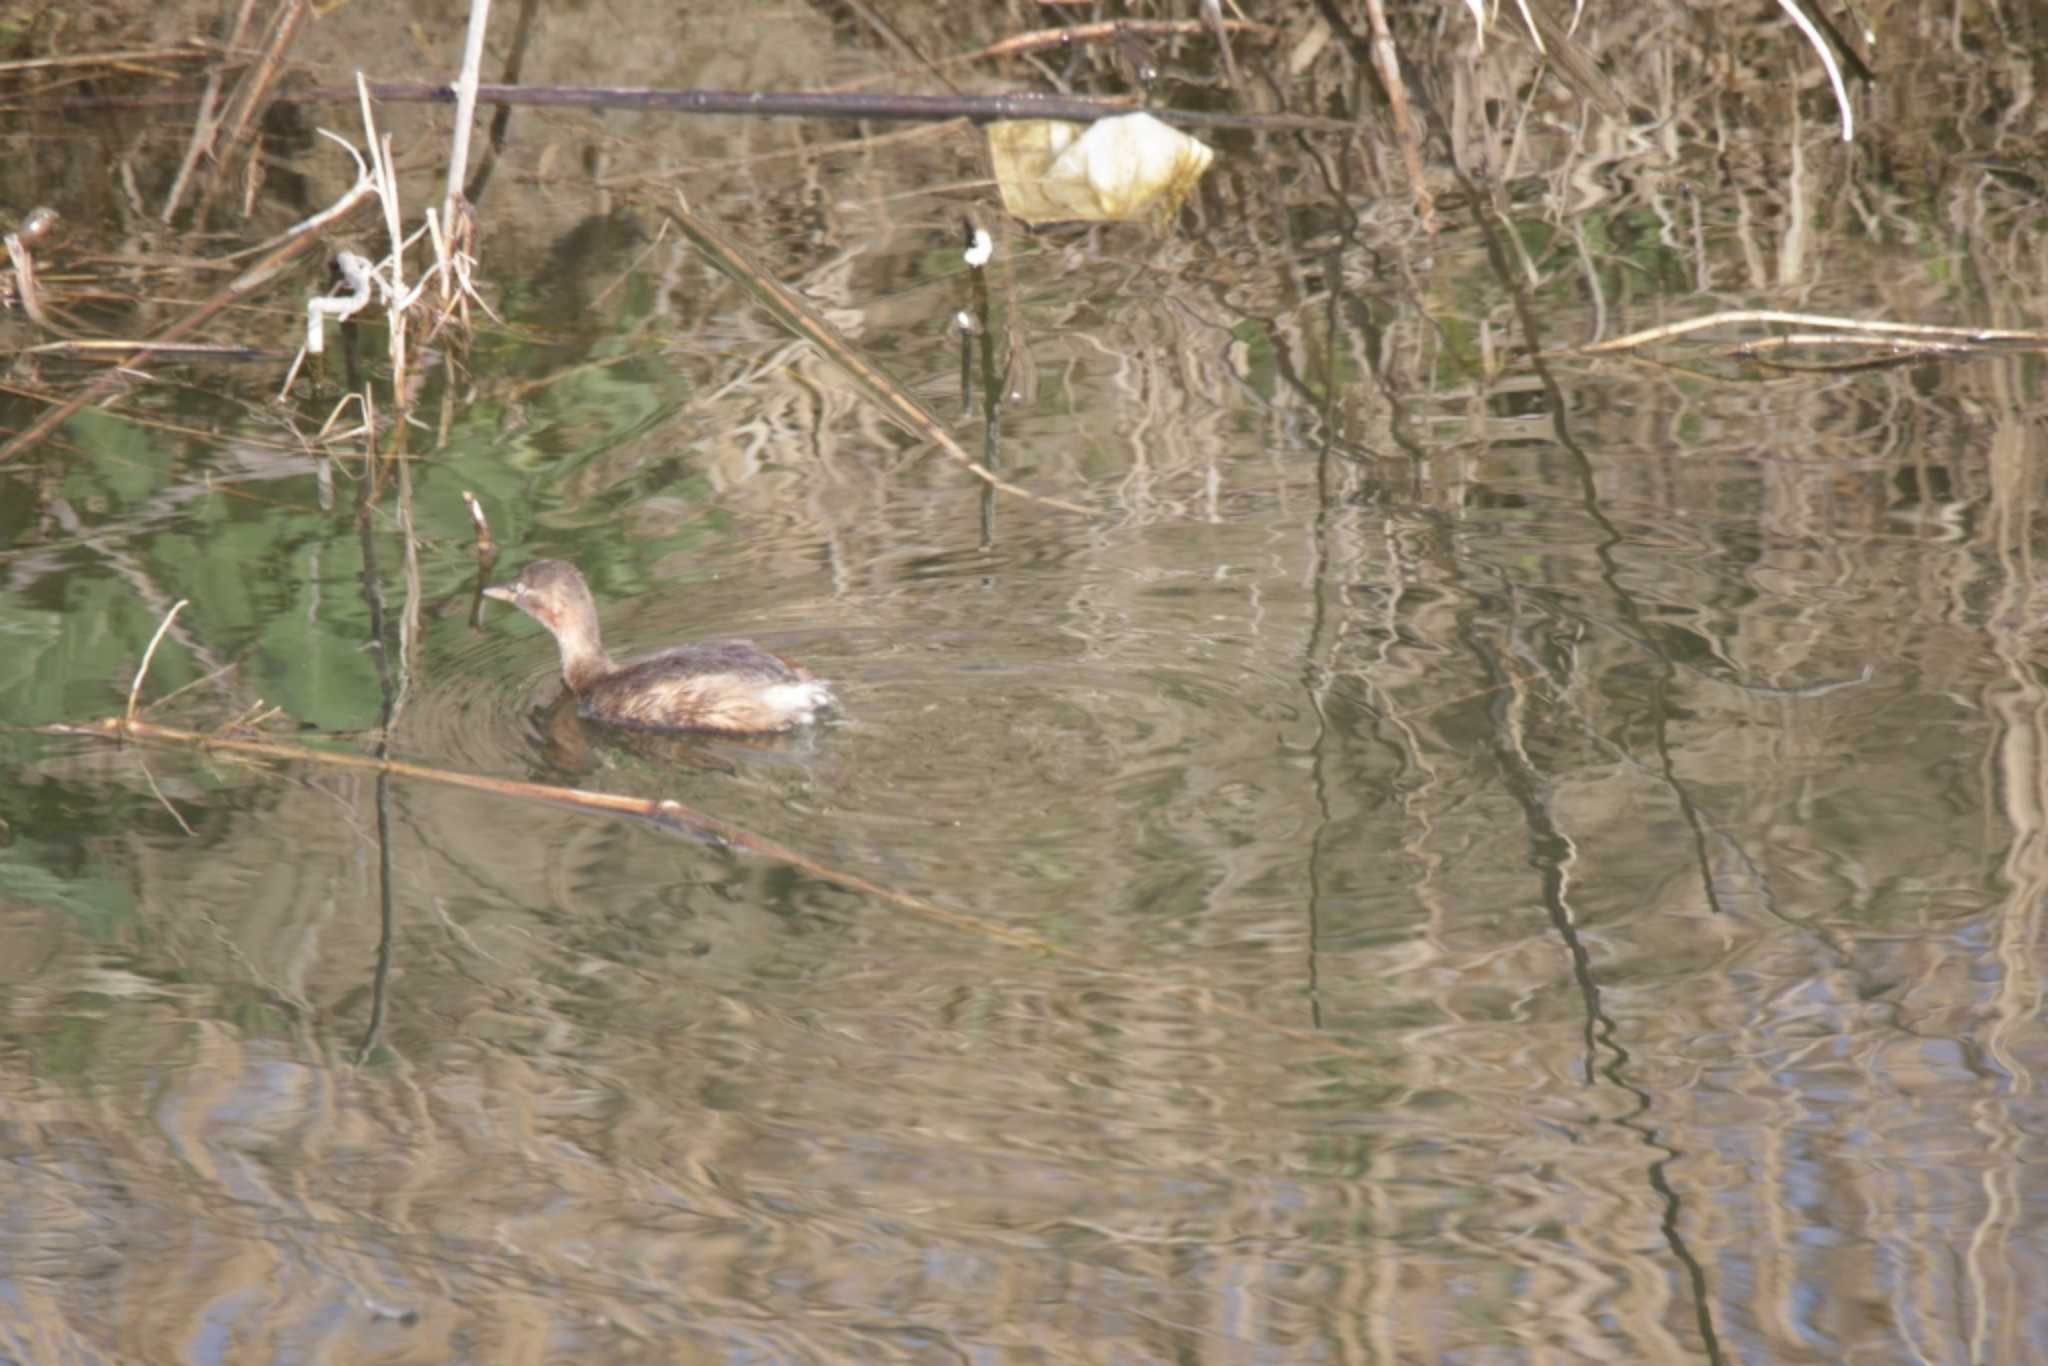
547,615,616,692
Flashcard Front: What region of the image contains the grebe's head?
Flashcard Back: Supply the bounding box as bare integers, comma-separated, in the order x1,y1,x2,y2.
483,559,600,635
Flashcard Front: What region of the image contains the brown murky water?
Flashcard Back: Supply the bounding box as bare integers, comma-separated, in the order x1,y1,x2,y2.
4,2,2048,1362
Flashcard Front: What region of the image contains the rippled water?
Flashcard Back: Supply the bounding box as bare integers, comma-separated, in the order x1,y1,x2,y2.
15,368,2044,1359
8,5,2048,1364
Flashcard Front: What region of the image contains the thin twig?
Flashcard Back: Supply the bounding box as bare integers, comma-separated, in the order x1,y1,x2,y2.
3,219,52,331
194,0,308,224
0,48,213,75
1775,0,1854,141
1199,0,1241,89
160,69,225,222
940,16,1275,74
0,167,377,462
169,0,270,216
358,76,410,412
143,653,248,716
338,81,1354,133
127,599,189,722
1360,0,1433,224
664,198,1099,519
840,0,959,93
28,339,274,362
461,490,494,554
134,756,196,837
1580,309,2048,354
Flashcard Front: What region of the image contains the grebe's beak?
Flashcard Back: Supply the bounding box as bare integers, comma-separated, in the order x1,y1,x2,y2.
482,581,520,606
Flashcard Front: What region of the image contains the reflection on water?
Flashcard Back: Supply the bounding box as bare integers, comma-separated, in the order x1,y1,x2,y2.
12,391,2045,1358
7,6,2048,1364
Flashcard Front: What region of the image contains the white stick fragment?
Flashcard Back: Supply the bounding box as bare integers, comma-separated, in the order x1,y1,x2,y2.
445,0,492,221
306,250,378,355
461,490,494,553
1775,0,1854,142
127,599,189,722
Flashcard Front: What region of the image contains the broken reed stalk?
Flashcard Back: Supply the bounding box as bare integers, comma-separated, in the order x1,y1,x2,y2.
1360,0,1432,224
1774,0,1855,141
336,81,1353,134
1202,0,1243,89
444,0,492,224
193,0,309,225
461,490,494,555
16,81,1349,134
2,213,53,331
840,0,961,93
161,0,265,223
27,340,273,363
0,47,211,76
46,711,1381,1065
0,170,378,463
1579,310,2048,355
159,67,225,223
275,81,494,400
663,198,1099,520
357,75,411,415
126,599,189,721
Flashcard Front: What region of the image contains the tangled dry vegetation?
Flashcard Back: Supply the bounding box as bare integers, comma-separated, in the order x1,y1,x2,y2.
0,1,2043,478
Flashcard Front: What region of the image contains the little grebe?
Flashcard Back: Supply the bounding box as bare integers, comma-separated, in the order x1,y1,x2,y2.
483,559,835,734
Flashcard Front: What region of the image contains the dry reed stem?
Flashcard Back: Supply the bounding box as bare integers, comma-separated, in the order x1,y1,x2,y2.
1507,0,1544,55
47,712,1383,1066
0,169,378,462
0,48,212,75
663,198,1101,520
444,0,492,224
160,68,225,223
841,0,959,93
461,491,494,554
27,340,271,362
886,17,1275,85
1200,0,1242,89
133,755,196,837
354,75,410,411
346,81,1351,134
3,220,52,331
126,599,188,722
1580,310,2048,355
1775,0,1854,141
194,0,308,226
1360,0,1433,225
143,655,248,717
